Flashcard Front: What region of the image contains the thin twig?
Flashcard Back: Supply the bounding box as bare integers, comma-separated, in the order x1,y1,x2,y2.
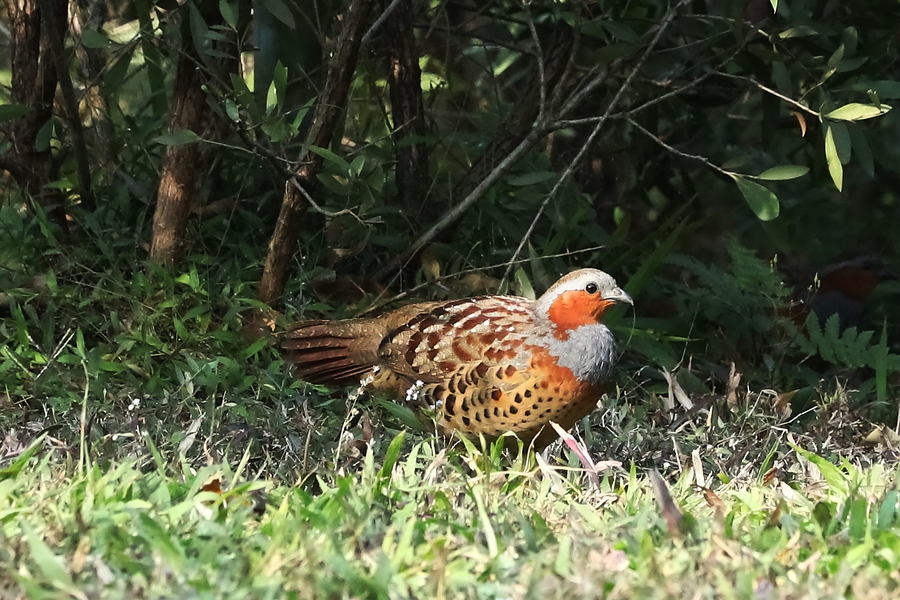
502,0,689,284
288,177,368,222
373,22,595,282
555,70,716,128
373,119,550,281
361,0,402,46
359,244,611,315
525,8,547,121
716,71,821,118
627,117,730,176
556,65,610,118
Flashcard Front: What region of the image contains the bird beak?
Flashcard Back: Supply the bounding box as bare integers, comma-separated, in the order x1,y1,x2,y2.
604,287,633,306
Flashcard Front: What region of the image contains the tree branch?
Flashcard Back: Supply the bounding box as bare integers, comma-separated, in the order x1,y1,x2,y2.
39,0,94,210
258,0,371,306
502,0,689,283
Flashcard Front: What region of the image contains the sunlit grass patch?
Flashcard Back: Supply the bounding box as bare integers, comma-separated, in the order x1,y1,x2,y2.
1,432,899,599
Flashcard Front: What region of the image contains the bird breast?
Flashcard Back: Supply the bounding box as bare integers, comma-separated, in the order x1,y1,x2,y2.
537,323,618,384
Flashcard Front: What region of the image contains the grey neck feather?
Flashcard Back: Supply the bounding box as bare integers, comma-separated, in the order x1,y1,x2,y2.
540,323,618,384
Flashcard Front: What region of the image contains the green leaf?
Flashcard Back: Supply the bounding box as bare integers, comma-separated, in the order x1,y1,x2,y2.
824,124,843,191
588,42,642,65
230,73,258,116
153,130,201,146
35,118,54,152
100,360,126,372
790,444,848,495
0,436,43,480
225,99,239,121
812,501,836,532
219,0,237,29
514,267,535,300
272,60,287,113
189,3,210,55
848,497,868,541
379,431,407,478
840,26,858,57
104,46,135,95
375,397,424,431
243,337,268,359
845,540,874,569
825,103,891,121
601,20,638,42
46,177,77,190
554,534,573,576
262,0,295,28
0,103,31,122
173,318,189,341
350,155,366,178
778,25,818,39
81,29,109,48
830,121,852,164
137,513,186,568
24,528,76,592
835,57,868,73
877,490,898,530
733,176,780,221
305,145,351,173
771,61,792,96
823,44,844,82
316,173,351,196
755,165,809,181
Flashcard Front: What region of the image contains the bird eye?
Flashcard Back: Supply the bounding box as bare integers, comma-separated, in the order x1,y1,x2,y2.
585,282,599,294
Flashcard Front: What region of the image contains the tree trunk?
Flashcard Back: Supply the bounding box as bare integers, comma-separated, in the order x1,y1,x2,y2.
382,0,431,223
71,0,115,176
40,0,94,210
149,4,233,267
257,0,371,306
149,45,206,266
0,0,70,233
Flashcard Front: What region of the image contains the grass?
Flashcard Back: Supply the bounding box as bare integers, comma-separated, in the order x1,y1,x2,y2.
2,216,900,598
1,422,900,599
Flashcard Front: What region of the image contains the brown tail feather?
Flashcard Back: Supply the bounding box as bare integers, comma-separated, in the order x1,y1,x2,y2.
282,318,385,384
299,360,370,383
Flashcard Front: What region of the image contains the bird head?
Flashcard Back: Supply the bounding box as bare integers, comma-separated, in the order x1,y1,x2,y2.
535,269,633,332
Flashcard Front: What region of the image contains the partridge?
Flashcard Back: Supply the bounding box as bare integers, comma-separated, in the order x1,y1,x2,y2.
786,256,896,329
284,269,632,449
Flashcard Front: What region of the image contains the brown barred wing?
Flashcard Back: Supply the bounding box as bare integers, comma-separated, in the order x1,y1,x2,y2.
377,296,536,380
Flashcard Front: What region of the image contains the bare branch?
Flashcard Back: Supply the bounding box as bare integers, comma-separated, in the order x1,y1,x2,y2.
373,124,549,281
716,72,822,118
288,177,367,222
373,22,576,282
258,0,372,305
502,0,690,283
627,117,730,177
525,8,547,121
361,0,402,46
39,0,94,210
360,245,612,316
555,71,716,128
